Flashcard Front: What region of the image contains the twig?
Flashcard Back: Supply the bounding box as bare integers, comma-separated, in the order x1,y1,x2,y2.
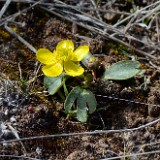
107,34,157,59
134,140,160,150
42,0,160,54
149,61,160,71
7,124,27,153
0,154,39,160
95,94,160,108
136,2,160,23
89,0,102,21
114,1,160,27
18,63,23,81
0,0,12,18
2,0,158,59
39,2,130,16
156,14,160,42
101,150,160,160
0,0,33,2
0,0,42,26
40,5,157,59
75,8,130,16
4,25,37,53
1,118,160,144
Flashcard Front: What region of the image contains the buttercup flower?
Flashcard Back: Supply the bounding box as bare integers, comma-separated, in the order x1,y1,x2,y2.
36,40,89,77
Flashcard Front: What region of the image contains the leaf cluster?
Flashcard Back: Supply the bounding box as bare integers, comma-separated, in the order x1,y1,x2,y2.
43,54,144,122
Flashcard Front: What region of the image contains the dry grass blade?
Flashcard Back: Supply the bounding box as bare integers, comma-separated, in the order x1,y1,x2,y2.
89,0,102,20
0,154,40,160
136,2,160,23
0,1,160,159
7,124,27,153
0,0,12,18
134,140,160,152
39,0,158,59
0,118,160,144
4,25,37,53
114,1,160,27
70,7,130,15
0,0,33,2
96,94,160,108
0,0,42,26
0,0,159,59
101,150,160,160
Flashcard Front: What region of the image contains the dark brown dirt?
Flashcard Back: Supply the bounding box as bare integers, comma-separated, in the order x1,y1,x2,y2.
0,1,160,160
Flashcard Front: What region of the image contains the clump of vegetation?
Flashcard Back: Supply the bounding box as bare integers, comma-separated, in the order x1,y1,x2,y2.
36,39,144,122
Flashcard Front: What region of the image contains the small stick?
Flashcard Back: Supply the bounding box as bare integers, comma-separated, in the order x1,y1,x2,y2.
7,124,27,153
1,118,160,144
0,0,12,19
156,14,160,42
40,3,158,59
114,1,160,27
136,3,160,23
89,0,102,21
0,154,39,160
0,0,42,26
96,94,160,108
101,150,160,160
4,25,37,53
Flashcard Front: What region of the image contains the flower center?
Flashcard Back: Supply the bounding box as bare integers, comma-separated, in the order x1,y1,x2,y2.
56,49,72,62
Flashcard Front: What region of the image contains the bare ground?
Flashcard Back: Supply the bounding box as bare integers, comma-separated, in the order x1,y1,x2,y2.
0,0,160,160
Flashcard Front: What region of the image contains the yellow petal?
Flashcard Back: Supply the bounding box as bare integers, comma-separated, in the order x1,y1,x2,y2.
64,61,84,77
56,40,74,56
42,63,63,77
71,46,89,61
36,48,56,65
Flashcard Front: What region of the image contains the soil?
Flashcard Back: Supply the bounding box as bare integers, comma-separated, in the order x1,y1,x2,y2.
0,1,160,160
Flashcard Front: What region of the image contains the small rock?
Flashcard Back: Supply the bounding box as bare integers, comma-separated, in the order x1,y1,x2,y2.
10,116,16,123
36,147,42,156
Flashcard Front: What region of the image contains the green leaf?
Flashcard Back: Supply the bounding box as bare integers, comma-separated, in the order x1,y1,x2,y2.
102,60,142,80
85,90,97,114
44,75,63,95
77,96,88,122
65,87,97,122
64,86,82,111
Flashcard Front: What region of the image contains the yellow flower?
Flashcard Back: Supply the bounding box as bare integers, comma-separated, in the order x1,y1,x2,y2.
36,40,89,77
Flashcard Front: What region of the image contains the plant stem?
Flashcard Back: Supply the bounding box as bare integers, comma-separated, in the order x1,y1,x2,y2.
57,90,65,101
63,78,69,97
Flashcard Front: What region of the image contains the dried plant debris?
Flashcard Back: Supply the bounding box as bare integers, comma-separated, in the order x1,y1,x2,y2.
0,0,160,159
